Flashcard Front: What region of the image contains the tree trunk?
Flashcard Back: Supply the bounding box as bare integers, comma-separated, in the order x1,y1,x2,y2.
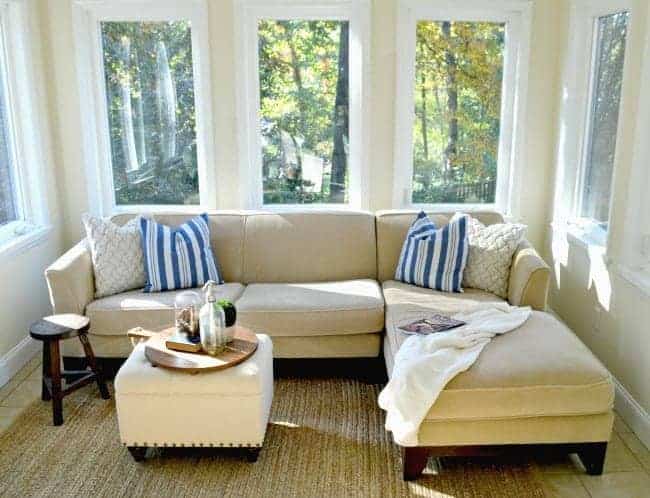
132,27,147,168
442,21,458,183
155,40,177,169
419,67,429,161
119,37,139,173
279,21,305,187
329,22,349,203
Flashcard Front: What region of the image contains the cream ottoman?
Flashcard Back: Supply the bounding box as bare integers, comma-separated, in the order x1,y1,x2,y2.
114,334,273,462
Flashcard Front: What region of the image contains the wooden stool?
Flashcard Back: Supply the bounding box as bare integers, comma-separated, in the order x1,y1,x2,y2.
29,314,110,426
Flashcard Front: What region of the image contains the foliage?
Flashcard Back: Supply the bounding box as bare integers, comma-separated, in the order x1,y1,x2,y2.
412,21,505,204
101,21,199,205
258,20,349,204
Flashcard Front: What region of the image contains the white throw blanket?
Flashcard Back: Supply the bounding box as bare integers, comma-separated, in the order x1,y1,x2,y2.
378,304,532,446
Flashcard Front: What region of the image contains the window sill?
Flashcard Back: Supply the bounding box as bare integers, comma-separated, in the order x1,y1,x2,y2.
551,220,612,265
615,264,650,297
564,220,607,250
258,203,362,213
0,224,53,261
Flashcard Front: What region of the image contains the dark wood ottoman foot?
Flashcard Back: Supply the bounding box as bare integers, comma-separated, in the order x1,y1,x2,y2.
403,447,429,481
128,446,147,462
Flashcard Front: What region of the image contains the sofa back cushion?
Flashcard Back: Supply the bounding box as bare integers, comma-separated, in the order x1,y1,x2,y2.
376,210,504,283
111,212,246,283
242,211,377,283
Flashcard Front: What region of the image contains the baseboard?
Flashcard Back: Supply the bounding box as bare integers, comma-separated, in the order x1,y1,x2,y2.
0,336,40,388
613,377,650,450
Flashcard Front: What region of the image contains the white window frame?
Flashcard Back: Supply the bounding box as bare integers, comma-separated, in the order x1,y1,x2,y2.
72,0,216,215
554,0,634,249
234,0,371,210
0,0,51,256
392,0,532,216
618,8,650,294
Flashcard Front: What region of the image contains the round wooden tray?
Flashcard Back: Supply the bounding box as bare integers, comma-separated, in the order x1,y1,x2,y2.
144,326,258,374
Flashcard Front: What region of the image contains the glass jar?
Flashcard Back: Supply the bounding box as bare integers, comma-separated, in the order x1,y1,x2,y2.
174,291,201,340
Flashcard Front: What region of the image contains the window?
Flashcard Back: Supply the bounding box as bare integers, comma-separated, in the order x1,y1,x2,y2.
101,21,199,205
393,0,531,212
0,1,50,251
554,0,633,249
73,1,215,214
236,0,370,208
411,20,504,205
577,11,629,234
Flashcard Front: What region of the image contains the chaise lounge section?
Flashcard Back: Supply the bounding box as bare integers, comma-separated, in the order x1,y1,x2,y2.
376,211,614,479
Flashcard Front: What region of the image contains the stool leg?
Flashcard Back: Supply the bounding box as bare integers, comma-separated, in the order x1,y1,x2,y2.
41,341,51,401
49,340,63,426
79,333,110,400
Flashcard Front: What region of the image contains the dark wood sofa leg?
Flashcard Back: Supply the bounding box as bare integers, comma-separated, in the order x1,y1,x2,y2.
578,442,607,475
245,447,261,462
128,446,147,462
403,447,429,481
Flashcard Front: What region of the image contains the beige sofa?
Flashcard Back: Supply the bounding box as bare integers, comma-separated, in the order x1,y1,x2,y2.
46,211,384,360
44,210,614,478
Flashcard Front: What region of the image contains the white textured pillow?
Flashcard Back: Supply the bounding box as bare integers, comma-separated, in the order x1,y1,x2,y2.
460,215,526,298
83,214,146,298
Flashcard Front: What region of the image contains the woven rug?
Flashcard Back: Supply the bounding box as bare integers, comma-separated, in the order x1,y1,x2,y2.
0,378,545,497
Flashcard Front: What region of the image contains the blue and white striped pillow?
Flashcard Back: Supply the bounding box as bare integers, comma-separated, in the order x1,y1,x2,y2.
395,212,469,293
140,214,223,292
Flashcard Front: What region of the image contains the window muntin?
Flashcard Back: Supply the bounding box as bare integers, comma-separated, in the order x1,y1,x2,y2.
258,19,349,205
100,21,199,206
578,11,629,230
411,21,505,205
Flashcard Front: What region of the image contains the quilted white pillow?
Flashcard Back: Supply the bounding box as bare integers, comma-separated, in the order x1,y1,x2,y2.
459,215,526,298
83,214,146,298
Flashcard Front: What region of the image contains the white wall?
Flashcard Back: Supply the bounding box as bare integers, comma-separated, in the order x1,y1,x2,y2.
547,0,650,422
0,0,64,379
43,0,564,252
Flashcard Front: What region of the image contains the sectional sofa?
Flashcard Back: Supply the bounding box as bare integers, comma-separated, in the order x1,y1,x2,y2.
44,210,614,479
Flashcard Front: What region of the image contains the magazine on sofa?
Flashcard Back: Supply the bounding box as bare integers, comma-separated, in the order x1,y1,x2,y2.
399,315,466,335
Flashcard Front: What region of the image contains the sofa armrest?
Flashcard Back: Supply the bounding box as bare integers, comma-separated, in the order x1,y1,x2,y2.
508,240,550,311
44,241,94,315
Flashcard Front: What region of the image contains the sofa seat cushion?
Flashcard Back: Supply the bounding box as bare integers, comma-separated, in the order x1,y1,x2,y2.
383,281,614,422
86,283,245,336
236,279,384,337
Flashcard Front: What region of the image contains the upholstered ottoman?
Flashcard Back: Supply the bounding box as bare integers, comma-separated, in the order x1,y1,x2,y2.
114,334,273,462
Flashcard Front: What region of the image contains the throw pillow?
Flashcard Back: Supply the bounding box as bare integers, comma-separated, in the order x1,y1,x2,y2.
82,214,146,298
459,214,526,298
395,211,469,293
140,213,223,292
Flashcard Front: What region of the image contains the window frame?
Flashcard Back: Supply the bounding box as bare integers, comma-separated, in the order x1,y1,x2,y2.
72,0,216,215
555,0,634,249
618,7,650,294
234,0,371,210
0,0,51,256
392,0,532,216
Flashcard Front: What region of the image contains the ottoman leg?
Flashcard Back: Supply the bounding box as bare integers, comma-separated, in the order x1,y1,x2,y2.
578,442,607,475
403,447,429,481
245,447,261,462
128,447,147,462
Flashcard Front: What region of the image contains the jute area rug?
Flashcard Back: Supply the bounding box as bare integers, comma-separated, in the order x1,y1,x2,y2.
0,378,545,497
